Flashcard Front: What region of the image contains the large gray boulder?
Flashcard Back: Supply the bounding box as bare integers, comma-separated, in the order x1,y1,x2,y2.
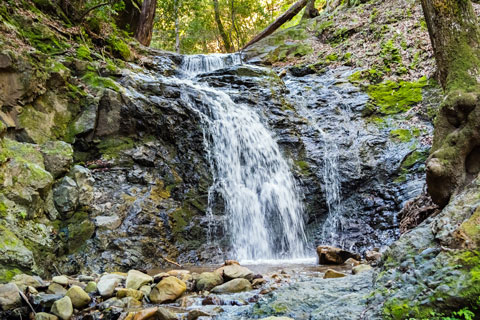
211,278,252,293
41,141,73,179
195,272,223,291
0,283,21,311
53,176,78,215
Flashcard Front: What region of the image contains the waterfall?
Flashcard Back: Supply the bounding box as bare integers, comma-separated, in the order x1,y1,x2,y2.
175,54,308,261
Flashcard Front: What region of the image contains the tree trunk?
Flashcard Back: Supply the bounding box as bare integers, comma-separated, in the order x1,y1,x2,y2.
302,0,319,19
422,0,480,207
212,0,232,52
231,0,241,50
174,0,180,53
134,0,157,46
242,0,308,50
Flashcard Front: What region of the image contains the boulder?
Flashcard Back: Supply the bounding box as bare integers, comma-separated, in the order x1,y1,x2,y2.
0,283,21,311
66,285,91,308
53,176,78,214
47,283,67,295
131,307,157,320
70,165,94,206
13,274,44,290
52,275,69,286
316,246,361,265
149,276,186,304
50,296,73,320
84,281,97,293
344,258,360,267
40,141,73,179
139,285,151,297
195,272,223,291
117,288,144,301
35,313,59,320
323,269,347,279
352,264,373,275
97,274,122,297
33,293,64,309
187,309,211,320
216,265,254,280
156,307,177,320
211,278,252,293
126,270,153,290
365,250,382,264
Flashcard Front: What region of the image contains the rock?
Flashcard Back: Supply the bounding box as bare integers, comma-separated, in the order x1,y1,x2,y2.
223,260,240,266
352,264,373,275
156,307,177,320
117,288,144,301
121,296,142,308
95,89,123,137
261,317,294,320
78,275,95,282
0,283,21,311
70,165,94,206
316,246,361,265
211,278,252,293
216,265,254,280
195,272,223,291
132,307,157,320
13,274,44,290
35,313,59,320
50,296,73,320
252,278,267,288
153,273,170,283
66,285,91,308
97,274,122,297
40,141,73,179
33,293,64,309
150,276,186,304
27,286,39,294
365,250,382,264
53,176,79,214
126,270,153,290
187,309,211,320
139,285,151,297
344,258,360,267
84,281,97,293
166,270,190,277
323,269,347,279
52,275,69,286
98,297,125,310
47,283,67,295
0,53,12,69
71,103,97,137
94,215,122,230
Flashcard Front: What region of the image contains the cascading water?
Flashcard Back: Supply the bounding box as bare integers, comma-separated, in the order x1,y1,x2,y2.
176,54,308,262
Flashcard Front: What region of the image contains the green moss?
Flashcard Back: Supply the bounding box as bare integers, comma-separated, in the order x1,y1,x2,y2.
97,137,134,160
401,150,428,168
390,129,416,142
76,45,92,61
367,77,428,115
0,268,23,283
81,71,120,91
169,207,193,235
294,160,312,176
107,35,132,61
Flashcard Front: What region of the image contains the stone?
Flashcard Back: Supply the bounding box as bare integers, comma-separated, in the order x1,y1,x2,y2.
66,285,91,308
139,285,151,297
33,294,64,309
126,270,153,290
352,264,373,275
261,317,294,320
323,269,347,279
84,281,97,293
132,307,157,320
50,296,73,320
316,246,361,265
166,270,190,277
53,176,79,214
211,278,252,293
78,275,95,282
223,260,240,266
252,278,267,287
35,313,59,320
70,165,94,206
47,283,67,295
52,275,69,286
365,250,382,263
0,53,12,69
216,265,254,280
149,276,186,304
40,141,73,179
153,273,170,283
121,296,142,308
94,215,122,230
187,309,211,320
98,297,125,310
95,89,123,137
195,272,223,292
97,274,122,297
156,307,177,320
344,258,360,267
13,274,43,290
117,288,144,301
0,283,21,311
71,103,97,137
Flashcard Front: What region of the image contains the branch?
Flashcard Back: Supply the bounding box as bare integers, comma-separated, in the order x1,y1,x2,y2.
78,1,111,22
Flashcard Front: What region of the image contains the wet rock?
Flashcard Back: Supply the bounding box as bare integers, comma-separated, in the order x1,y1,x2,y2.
126,270,153,290
52,275,69,286
316,246,361,265
35,312,59,320
202,296,224,305
366,250,382,264
223,260,240,266
187,309,211,320
252,278,267,288
50,296,73,320
117,288,144,301
33,293,64,309
195,272,223,291
261,317,294,320
211,278,252,293
0,283,21,311
53,176,79,215
139,285,151,297
121,296,142,308
97,274,122,297
13,274,44,290
344,258,360,267
47,283,67,295
352,264,373,275
85,281,97,293
156,306,177,320
216,265,254,280
66,285,91,308
150,276,186,304
71,103,97,137
78,275,95,282
40,141,73,179
130,307,157,320
94,215,122,230
323,269,347,279
70,165,94,206
98,297,125,310
95,89,123,137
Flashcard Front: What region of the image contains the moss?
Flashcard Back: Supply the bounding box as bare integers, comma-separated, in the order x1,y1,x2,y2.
169,207,192,235
107,35,132,61
401,150,428,169
97,137,134,160
0,268,23,283
458,208,480,247
81,71,120,91
383,299,410,320
150,180,171,202
390,128,420,142
367,77,428,115
294,160,312,176
76,45,92,61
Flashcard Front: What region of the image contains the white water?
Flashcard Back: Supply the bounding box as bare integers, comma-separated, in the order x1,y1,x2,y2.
177,54,308,261
180,53,243,76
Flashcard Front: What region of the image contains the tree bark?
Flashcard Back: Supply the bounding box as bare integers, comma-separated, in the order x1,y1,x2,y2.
212,0,233,52
302,0,319,19
421,0,480,207
134,0,157,46
242,0,308,50
174,0,180,53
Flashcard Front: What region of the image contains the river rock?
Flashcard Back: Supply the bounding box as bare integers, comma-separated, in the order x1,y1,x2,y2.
187,309,211,320
150,276,186,303
47,283,67,295
78,275,95,282
122,296,142,308
35,313,59,320
51,296,73,320
98,297,125,310
211,278,252,293
53,176,79,214
365,250,382,263
261,317,294,320
126,270,153,290
94,215,122,230
97,274,122,297
344,258,360,266
52,275,69,286
139,285,151,297
13,274,44,290
85,281,97,293
195,272,223,291
216,264,254,280
252,278,267,288
316,245,361,265
33,293,64,309
323,269,347,279
66,285,91,308
156,306,177,320
117,288,144,300
0,283,21,311
167,270,190,277
131,307,158,320
352,264,373,275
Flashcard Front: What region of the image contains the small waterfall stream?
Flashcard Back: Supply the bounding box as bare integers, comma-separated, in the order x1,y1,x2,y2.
176,54,308,261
